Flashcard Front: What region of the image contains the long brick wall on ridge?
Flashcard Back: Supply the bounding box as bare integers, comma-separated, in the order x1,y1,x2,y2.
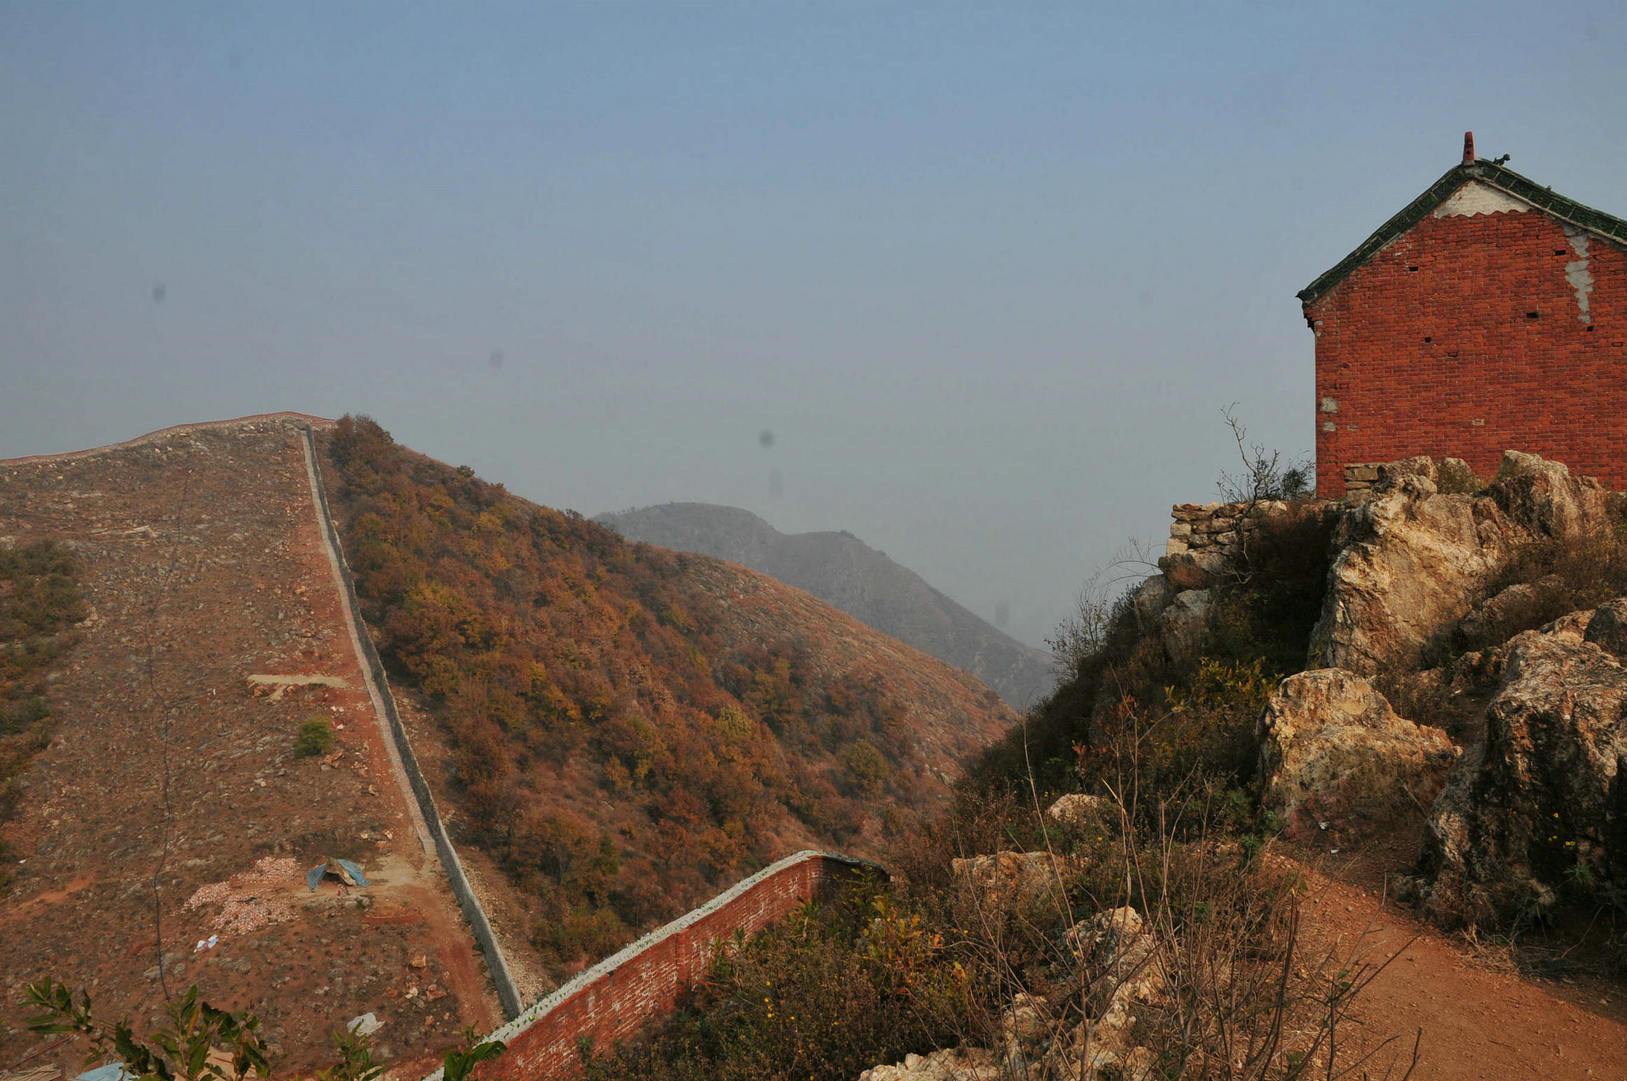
301,425,525,1019
425,850,883,1081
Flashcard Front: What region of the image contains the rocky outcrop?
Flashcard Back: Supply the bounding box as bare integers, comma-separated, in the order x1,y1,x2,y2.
1584,597,1627,659
951,851,1071,916
1158,588,1212,666
1131,573,1173,630
858,1047,1001,1081
1419,612,1627,927
1310,452,1611,675
1457,575,1566,648
1048,792,1114,833
859,905,1162,1081
1260,670,1456,838
1491,451,1614,538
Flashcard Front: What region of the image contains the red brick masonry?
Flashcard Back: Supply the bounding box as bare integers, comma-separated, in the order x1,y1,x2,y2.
1307,208,1627,496
425,851,881,1081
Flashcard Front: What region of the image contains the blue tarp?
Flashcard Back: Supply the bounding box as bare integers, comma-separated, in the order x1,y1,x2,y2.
306,858,369,891
75,1064,131,1081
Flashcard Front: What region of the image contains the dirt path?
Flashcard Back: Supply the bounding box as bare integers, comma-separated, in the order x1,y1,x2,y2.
1294,859,1627,1080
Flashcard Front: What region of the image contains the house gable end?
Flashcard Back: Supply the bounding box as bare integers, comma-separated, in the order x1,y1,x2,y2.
1299,161,1627,308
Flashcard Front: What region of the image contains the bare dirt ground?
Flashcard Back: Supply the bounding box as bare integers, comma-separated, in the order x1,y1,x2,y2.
0,417,497,1076
1286,838,1627,1080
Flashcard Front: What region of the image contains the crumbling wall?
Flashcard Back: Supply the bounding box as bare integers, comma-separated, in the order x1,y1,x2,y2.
1160,499,1313,589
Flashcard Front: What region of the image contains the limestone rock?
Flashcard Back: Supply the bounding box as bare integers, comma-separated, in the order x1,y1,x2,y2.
1458,575,1565,647
1259,669,1456,837
1438,457,1480,493
1376,455,1439,487
859,1047,1001,1081
1583,597,1627,660
1048,792,1114,833
1131,573,1173,629
951,851,1069,913
1044,907,1162,1079
1158,588,1211,666
1420,618,1627,927
1309,477,1515,673
999,992,1052,1075
1310,451,1608,675
1159,549,1228,591
1492,450,1613,539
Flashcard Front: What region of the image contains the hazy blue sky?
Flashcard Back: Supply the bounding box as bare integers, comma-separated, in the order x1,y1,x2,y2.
4,3,1626,648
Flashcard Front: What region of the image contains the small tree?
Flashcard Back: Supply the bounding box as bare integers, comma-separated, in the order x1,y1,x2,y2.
24,980,270,1081
1217,405,1312,506
1215,406,1313,583
23,980,507,1081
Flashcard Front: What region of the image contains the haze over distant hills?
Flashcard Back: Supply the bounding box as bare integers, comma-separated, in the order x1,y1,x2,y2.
597,502,1057,708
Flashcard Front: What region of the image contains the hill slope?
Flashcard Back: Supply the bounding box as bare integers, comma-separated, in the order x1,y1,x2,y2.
0,416,497,1072
597,502,1056,708
317,418,1014,989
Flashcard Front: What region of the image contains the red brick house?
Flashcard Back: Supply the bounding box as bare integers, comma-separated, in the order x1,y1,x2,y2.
1300,134,1627,497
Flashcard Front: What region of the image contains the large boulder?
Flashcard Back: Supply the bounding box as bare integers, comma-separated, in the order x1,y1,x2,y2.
1048,792,1115,833
1158,588,1211,666
1130,573,1173,629
1309,452,1610,675
1584,597,1627,660
1419,614,1627,927
1456,575,1565,648
1259,669,1457,838
1160,549,1229,592
951,851,1070,915
1491,450,1614,538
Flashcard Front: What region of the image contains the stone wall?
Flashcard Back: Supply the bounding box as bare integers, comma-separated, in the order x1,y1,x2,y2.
1161,498,1305,592
1342,463,1380,501
426,851,882,1081
1166,499,1292,559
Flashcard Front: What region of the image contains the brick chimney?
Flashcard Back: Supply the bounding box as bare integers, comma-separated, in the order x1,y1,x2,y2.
1462,130,1475,164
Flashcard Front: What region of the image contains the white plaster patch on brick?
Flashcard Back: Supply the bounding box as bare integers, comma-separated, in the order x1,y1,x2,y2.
1320,397,1339,413
1432,180,1532,218
1322,421,1337,433
1565,226,1594,323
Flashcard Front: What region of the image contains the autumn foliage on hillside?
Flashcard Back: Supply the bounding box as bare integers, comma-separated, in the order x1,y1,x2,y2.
319,416,994,970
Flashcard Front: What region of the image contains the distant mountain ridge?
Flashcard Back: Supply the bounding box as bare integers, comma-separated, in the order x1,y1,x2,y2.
596,502,1056,708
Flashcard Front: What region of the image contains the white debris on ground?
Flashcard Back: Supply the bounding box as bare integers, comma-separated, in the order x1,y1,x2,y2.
184,856,301,934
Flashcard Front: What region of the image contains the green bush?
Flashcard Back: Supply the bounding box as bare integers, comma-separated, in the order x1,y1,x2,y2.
295,717,337,758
